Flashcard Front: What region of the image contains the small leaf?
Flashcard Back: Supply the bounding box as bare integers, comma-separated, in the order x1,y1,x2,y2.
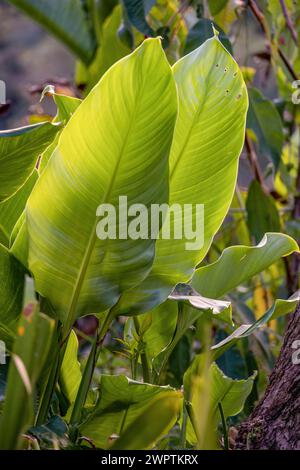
184,18,232,55
123,0,155,36
246,180,281,243
247,87,284,170
169,283,232,325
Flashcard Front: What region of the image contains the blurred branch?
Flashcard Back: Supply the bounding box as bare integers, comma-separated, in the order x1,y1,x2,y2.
279,0,298,46
245,131,265,187
248,0,299,81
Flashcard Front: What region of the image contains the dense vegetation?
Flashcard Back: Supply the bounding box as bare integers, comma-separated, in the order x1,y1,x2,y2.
0,0,299,451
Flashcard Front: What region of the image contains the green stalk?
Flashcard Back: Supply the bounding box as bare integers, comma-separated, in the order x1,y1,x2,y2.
70,308,115,425
36,340,67,425
140,350,150,383
133,316,150,383
180,404,188,448
218,402,229,450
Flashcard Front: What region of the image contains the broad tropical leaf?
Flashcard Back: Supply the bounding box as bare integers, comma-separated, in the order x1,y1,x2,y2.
117,33,248,315
24,39,177,333
80,375,178,449
111,391,182,450
0,122,60,202
8,0,96,63
192,233,298,298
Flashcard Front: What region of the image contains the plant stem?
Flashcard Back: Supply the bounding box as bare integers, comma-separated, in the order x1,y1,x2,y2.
36,340,67,425
133,316,151,383
279,0,298,46
180,404,188,448
245,131,265,186
140,350,150,383
70,308,115,425
218,402,229,450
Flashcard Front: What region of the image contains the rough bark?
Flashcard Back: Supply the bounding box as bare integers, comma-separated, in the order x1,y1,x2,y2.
235,302,300,450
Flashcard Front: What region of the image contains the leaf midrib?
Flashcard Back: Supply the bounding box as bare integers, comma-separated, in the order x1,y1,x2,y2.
64,79,146,334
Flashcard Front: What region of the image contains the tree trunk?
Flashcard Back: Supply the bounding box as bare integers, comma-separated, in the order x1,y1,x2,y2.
235,302,300,450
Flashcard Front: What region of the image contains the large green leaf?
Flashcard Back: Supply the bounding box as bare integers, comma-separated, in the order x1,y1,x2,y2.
111,391,182,450
192,233,298,298
246,180,281,243
80,375,178,449
247,87,284,169
24,39,177,333
117,34,248,315
0,122,60,203
0,307,55,449
8,0,96,63
211,294,300,360
0,244,24,336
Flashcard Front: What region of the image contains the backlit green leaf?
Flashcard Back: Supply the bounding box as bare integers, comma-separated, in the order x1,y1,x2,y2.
24,39,177,333
80,375,178,449
192,233,298,298
0,122,60,203
117,34,248,314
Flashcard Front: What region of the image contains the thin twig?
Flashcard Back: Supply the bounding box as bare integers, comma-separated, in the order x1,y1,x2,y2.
279,0,298,46
248,0,299,81
245,131,265,187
